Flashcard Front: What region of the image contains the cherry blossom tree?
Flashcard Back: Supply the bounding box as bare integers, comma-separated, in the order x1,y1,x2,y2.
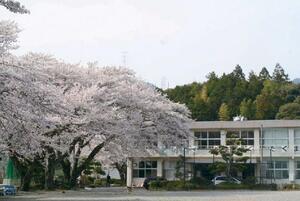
0,21,20,56
0,50,191,189
51,62,191,188
0,8,191,189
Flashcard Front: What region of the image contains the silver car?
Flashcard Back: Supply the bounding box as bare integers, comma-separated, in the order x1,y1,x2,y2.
212,176,241,185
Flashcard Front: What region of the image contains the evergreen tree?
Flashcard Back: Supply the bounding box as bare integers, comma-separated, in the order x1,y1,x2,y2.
209,139,249,179
232,65,245,79
200,84,208,102
218,103,230,121
239,99,256,119
165,65,294,121
276,103,300,119
258,67,271,80
272,63,289,82
247,71,264,100
276,97,300,119
206,71,218,80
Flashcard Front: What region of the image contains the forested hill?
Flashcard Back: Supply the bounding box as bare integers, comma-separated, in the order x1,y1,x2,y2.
165,64,300,121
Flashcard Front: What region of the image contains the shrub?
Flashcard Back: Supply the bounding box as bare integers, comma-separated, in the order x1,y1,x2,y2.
149,180,208,191
94,179,102,187
215,182,248,190
190,177,213,186
250,183,277,190
110,179,123,186
281,184,300,190
242,176,256,185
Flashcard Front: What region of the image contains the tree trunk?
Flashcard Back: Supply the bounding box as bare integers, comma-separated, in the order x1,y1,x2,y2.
44,155,56,190
61,159,71,184
20,170,32,191
10,156,32,191
44,148,57,190
64,135,114,189
115,162,127,185
68,147,80,189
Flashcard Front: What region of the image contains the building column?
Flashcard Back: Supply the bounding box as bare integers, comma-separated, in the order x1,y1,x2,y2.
289,129,295,157
189,131,195,148
254,129,260,153
126,158,133,188
221,130,226,146
255,163,261,179
157,159,163,177
289,158,295,183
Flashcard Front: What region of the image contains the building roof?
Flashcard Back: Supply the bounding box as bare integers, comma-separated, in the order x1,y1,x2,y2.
188,120,300,130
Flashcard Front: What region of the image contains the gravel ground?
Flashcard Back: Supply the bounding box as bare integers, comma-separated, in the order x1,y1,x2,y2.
2,187,300,201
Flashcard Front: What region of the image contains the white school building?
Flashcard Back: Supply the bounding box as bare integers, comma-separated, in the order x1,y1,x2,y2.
126,120,300,187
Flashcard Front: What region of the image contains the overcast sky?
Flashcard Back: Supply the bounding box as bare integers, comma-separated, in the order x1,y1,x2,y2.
1,0,300,87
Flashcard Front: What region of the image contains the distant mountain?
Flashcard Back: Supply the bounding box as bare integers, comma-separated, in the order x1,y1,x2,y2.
293,78,300,84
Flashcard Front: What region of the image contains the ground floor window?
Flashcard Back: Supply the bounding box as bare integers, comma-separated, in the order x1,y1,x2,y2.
164,160,176,180
266,160,289,179
133,160,157,178
296,161,300,179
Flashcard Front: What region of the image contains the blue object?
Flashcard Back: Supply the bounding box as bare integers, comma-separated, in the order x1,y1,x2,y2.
0,184,16,196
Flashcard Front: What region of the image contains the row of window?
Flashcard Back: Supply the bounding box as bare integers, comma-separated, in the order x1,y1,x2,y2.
195,131,221,149
194,130,254,149
194,129,300,150
133,160,300,180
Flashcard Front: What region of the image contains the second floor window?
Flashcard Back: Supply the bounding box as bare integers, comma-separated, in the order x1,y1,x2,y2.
226,130,254,146
195,131,221,149
263,128,288,148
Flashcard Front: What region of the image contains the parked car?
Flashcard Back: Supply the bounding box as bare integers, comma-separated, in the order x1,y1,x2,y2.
211,176,241,185
143,177,166,190
0,184,17,196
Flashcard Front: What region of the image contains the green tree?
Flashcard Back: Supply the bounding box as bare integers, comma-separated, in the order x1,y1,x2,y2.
255,93,276,119
209,137,249,179
258,67,271,80
247,71,264,100
232,65,245,79
165,65,294,121
294,96,300,104
218,103,230,121
239,99,256,120
255,80,289,119
276,102,300,119
272,63,289,82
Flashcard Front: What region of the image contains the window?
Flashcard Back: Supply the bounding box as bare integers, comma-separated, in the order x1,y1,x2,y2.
263,128,288,148
164,160,176,180
266,160,289,179
194,131,221,149
226,130,254,146
133,160,157,178
296,161,300,179
295,129,300,152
